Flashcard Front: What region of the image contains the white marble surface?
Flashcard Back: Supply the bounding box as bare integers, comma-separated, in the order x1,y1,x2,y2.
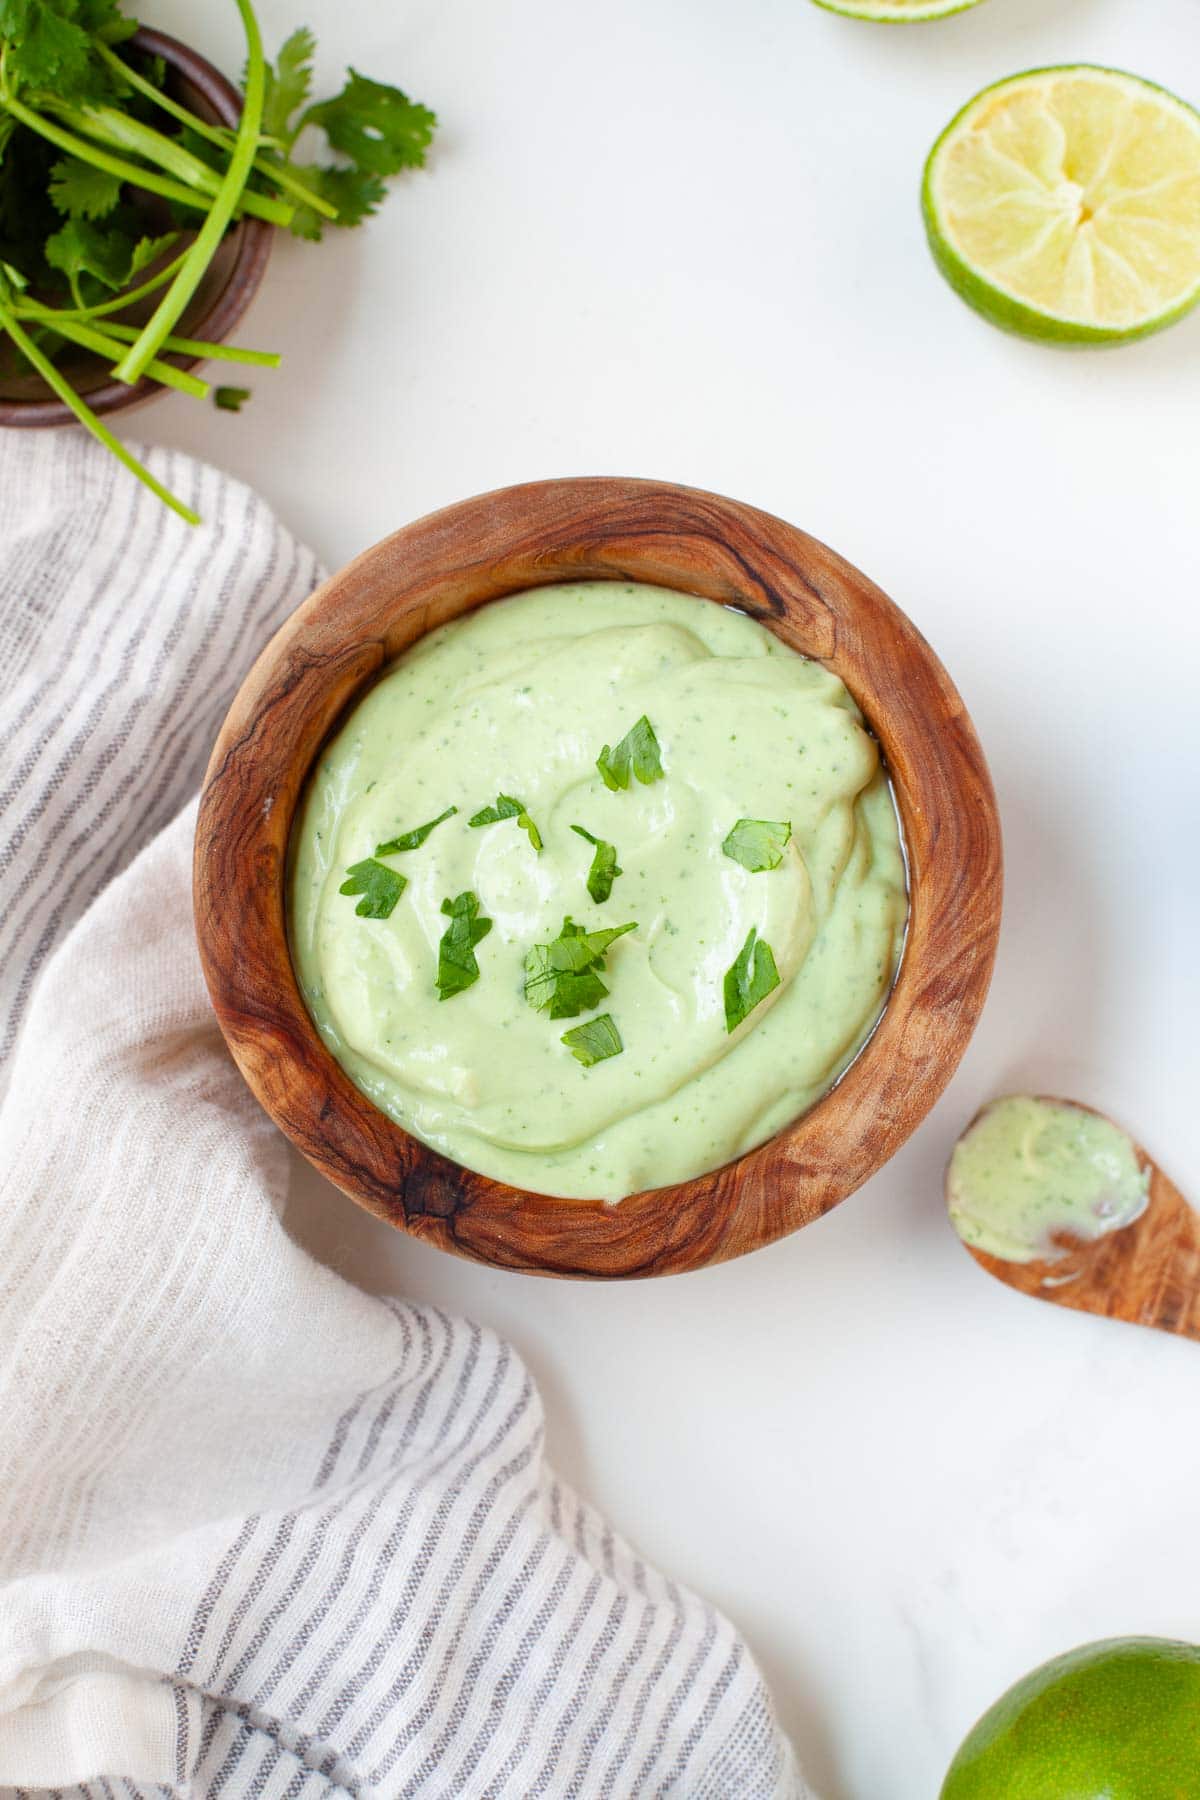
143,0,1199,1792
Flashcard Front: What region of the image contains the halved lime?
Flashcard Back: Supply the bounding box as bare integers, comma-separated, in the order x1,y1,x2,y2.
923,66,1200,343
813,0,984,18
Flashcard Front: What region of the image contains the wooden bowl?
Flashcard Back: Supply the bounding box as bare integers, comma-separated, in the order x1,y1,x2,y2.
0,28,272,428
195,478,1003,1279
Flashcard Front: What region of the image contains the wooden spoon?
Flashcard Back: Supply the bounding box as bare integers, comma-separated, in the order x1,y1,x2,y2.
949,1097,1200,1341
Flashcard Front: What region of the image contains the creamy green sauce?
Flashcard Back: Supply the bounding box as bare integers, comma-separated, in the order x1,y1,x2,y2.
289,582,908,1200
948,1095,1150,1263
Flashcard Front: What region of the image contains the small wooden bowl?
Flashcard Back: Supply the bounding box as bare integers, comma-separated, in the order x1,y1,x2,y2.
0,28,272,428
195,479,1003,1279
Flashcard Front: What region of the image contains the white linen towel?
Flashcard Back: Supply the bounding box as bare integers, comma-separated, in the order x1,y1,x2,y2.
0,434,806,1799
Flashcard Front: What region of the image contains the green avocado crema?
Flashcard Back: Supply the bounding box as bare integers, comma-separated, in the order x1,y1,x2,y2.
288,582,909,1201
948,1096,1151,1264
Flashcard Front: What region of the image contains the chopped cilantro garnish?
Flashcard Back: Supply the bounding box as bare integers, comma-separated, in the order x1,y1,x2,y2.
524,947,608,1019
570,825,622,904
435,891,492,1001
524,917,638,1019
375,805,457,855
561,1014,624,1068
545,920,638,970
469,793,542,852
339,857,406,919
596,716,664,790
722,818,791,873
723,927,781,1033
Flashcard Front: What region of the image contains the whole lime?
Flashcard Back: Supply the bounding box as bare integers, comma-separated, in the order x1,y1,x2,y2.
941,1637,1200,1799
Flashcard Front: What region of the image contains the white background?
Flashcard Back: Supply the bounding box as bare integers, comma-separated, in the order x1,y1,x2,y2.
143,1,1198,1794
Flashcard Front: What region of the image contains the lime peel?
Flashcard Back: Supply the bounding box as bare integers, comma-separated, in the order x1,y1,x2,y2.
811,0,986,21
941,1637,1200,1799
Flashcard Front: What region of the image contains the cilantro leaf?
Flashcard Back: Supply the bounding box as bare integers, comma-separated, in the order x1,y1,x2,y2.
48,156,122,220
571,825,622,904
436,890,492,1001
43,217,174,295
524,917,637,1019
723,928,781,1034
375,805,456,855
469,793,542,853
283,162,386,241
339,857,407,919
45,216,132,290
261,26,315,143
596,716,664,791
214,385,251,412
722,818,791,873
126,230,176,276
238,35,435,240
74,0,132,39
300,71,436,178
561,1013,624,1068
0,0,93,96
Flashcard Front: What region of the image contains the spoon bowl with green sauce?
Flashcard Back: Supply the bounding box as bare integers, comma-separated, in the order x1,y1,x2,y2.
948,1096,1199,1340
195,478,1002,1278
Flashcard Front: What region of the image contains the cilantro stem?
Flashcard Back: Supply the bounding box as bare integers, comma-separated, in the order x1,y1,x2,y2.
0,302,199,526
69,319,279,365
1,91,289,227
50,100,294,228
47,99,294,227
92,40,339,221
93,38,217,137
11,248,188,322
42,314,210,397
17,304,281,367
113,0,268,388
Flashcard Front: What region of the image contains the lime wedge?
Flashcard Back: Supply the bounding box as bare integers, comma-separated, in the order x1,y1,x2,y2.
923,66,1200,343
813,0,984,17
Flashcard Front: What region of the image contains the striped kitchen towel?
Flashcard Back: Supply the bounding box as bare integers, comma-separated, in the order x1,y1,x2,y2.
0,433,807,1798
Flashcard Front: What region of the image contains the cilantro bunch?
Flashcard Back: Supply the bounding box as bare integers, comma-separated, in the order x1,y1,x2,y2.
0,0,435,521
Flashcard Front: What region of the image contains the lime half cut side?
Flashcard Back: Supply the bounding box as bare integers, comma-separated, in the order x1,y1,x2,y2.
813,0,984,19
923,66,1200,343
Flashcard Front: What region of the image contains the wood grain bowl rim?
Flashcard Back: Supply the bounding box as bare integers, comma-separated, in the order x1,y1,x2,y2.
0,28,273,430
194,477,1004,1279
